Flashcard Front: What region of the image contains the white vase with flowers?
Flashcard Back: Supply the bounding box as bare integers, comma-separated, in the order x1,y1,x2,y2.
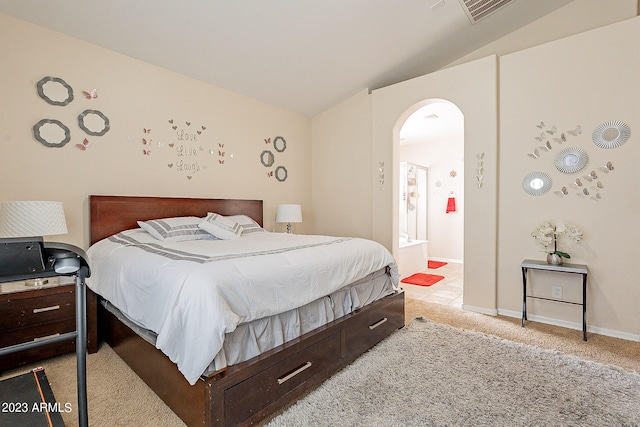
531,221,583,265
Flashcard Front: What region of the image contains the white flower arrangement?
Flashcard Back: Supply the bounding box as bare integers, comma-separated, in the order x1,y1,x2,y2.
531,221,583,259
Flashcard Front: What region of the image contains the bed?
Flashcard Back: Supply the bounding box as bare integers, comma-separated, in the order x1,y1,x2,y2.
87,195,405,426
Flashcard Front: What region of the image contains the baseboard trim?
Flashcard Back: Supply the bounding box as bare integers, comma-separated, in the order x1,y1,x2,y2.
498,309,640,342
429,257,463,264
462,304,498,316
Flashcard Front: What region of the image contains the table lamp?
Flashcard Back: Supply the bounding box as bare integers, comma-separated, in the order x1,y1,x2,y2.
275,204,302,233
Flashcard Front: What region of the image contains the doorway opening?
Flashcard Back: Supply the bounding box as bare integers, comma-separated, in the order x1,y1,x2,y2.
395,98,464,307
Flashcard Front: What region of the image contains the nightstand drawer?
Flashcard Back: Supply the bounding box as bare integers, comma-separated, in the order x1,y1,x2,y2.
0,291,74,331
0,318,76,348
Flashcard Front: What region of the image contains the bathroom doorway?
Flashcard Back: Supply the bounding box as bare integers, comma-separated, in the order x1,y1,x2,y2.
396,99,464,303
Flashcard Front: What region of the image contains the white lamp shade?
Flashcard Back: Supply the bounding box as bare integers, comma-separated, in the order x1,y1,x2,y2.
0,201,68,238
276,204,302,223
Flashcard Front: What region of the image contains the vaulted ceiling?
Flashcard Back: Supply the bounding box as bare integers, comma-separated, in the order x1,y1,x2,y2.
0,0,572,117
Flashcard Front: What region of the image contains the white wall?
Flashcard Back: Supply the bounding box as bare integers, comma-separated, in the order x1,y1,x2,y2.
0,14,312,247
399,134,464,262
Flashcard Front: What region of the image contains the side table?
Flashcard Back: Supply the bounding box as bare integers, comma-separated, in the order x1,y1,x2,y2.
0,239,90,427
521,259,588,341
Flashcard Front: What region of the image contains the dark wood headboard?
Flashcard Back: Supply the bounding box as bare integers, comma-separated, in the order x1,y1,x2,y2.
89,195,263,245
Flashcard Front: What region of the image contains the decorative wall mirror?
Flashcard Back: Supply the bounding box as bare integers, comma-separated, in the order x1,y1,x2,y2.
522,171,552,196
78,109,110,136
554,147,588,174
36,76,74,106
273,136,287,153
592,120,630,149
260,150,275,167
33,119,71,147
275,166,288,182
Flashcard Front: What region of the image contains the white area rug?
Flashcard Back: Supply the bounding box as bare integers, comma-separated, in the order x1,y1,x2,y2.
267,317,640,426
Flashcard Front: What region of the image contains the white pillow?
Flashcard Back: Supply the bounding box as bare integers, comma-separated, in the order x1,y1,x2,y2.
137,216,215,242
199,213,242,240
228,215,265,235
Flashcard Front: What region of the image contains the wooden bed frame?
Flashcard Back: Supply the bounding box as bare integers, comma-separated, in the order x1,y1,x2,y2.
89,195,405,427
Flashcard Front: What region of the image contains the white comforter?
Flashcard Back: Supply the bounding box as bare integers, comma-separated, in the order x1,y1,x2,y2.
87,229,398,385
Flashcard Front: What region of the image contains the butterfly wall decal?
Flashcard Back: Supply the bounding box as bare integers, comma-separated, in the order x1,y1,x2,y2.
143,128,151,134
264,138,271,144
142,138,152,145
83,89,97,99
143,149,151,155
76,138,90,150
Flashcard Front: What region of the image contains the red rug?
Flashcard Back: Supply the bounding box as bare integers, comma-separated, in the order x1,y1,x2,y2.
428,260,448,269
401,273,445,287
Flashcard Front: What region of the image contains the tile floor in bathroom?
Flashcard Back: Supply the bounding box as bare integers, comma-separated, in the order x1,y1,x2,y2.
400,261,463,308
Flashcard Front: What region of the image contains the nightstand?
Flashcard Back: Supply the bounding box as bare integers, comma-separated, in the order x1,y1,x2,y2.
0,277,98,371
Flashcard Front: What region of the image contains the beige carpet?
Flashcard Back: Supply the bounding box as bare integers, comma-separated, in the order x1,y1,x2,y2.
1,298,638,426
266,317,640,426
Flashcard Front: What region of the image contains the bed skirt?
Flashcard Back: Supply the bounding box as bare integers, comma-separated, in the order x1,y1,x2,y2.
102,267,395,376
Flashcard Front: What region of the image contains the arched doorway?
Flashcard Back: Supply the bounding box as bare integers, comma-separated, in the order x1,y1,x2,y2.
394,98,465,306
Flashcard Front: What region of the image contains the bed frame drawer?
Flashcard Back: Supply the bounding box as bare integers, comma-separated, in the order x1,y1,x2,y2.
343,292,405,357
223,332,341,426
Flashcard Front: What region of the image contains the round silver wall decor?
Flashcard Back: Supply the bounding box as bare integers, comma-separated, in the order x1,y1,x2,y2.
78,109,110,136
592,121,630,149
33,119,71,147
522,171,552,196
273,136,287,152
36,76,74,106
554,147,588,174
275,166,288,182
260,150,275,167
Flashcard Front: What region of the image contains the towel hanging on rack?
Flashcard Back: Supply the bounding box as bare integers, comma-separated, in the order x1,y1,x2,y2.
446,193,457,213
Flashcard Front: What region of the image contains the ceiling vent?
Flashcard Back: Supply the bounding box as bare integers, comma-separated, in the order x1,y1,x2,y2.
458,0,515,24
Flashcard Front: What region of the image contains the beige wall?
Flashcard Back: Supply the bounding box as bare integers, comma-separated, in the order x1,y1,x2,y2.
499,17,640,338
447,0,638,68
371,57,499,314
311,89,372,238
0,14,312,248
310,1,639,337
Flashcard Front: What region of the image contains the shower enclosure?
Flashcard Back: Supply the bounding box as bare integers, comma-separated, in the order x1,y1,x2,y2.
399,162,428,242
398,162,429,277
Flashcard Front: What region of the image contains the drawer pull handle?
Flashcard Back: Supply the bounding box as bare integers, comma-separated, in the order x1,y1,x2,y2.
33,305,60,314
34,333,61,342
277,361,312,385
369,317,388,330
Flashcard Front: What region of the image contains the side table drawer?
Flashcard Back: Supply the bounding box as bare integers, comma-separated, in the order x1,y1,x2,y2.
0,291,74,331
0,318,76,348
